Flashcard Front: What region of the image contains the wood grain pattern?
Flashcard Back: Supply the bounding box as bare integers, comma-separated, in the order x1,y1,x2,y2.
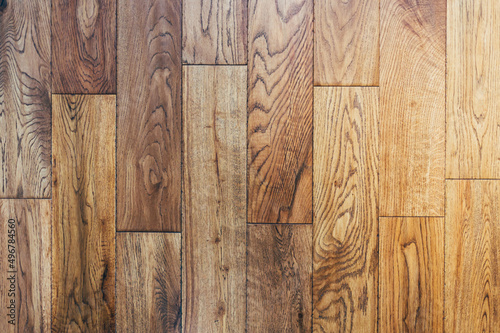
117,233,181,332
380,0,446,216
313,87,378,332
0,0,51,198
0,200,50,332
445,180,500,332
314,0,379,86
247,224,312,332
182,66,246,332
117,0,181,231
447,0,500,178
248,0,313,223
380,217,444,333
182,0,247,64
52,0,116,93
52,95,115,332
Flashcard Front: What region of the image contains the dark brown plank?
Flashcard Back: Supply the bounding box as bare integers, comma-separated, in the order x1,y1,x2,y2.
248,0,313,223
117,0,181,231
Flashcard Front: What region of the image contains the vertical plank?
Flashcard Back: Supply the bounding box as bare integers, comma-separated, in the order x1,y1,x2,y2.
312,88,378,332
0,200,50,333
182,0,247,64
445,180,500,332
117,233,181,332
0,0,51,198
380,0,446,216
117,0,181,231
52,0,116,93
314,0,379,86
447,0,500,178
248,0,313,223
183,66,246,332
247,224,312,332
379,217,444,333
52,95,115,331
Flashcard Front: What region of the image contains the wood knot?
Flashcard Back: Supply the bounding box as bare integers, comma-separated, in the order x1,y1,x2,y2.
0,0,7,11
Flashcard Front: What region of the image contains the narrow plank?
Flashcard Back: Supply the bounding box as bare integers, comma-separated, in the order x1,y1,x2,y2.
447,0,500,178
313,87,378,332
380,0,446,216
117,233,181,332
248,0,313,223
445,180,500,332
182,66,246,332
314,0,379,86
182,0,247,64
117,0,181,231
52,95,115,331
0,200,50,332
247,224,312,332
0,0,51,198
52,0,116,93
380,217,444,333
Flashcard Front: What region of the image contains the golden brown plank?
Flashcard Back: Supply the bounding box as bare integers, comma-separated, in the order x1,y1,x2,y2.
313,87,378,332
52,95,115,331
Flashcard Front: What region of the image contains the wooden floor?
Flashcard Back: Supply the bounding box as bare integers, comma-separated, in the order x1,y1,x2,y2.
0,0,499,332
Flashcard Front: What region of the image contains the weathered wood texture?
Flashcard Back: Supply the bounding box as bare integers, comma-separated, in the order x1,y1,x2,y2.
0,200,50,333
447,0,500,178
117,0,181,231
182,66,247,332
248,0,313,223
117,233,181,332
380,0,446,216
446,180,500,332
52,0,116,93
380,217,444,333
182,0,247,64
52,95,116,332
314,0,379,86
247,224,312,332
0,0,51,198
313,87,378,332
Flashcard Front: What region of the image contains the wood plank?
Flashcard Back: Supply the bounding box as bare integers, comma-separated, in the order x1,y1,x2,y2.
445,180,500,332
314,0,379,86
380,0,446,216
182,66,246,332
117,0,181,231
312,87,378,332
52,0,116,93
52,95,115,331
0,200,50,332
182,0,247,64
0,0,51,198
447,0,500,178
380,217,444,333
248,0,313,223
117,233,181,332
247,224,312,331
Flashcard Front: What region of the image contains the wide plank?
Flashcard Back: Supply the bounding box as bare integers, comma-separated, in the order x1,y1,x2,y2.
52,0,116,93
182,66,246,332
52,95,115,331
117,0,181,231
0,200,50,333
380,0,446,216
0,0,51,198
313,87,378,332
248,0,313,223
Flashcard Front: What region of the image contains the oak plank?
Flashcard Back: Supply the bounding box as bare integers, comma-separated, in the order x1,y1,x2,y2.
380,0,446,216
313,87,378,332
248,0,313,223
52,95,115,332
117,0,181,231
182,66,246,332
